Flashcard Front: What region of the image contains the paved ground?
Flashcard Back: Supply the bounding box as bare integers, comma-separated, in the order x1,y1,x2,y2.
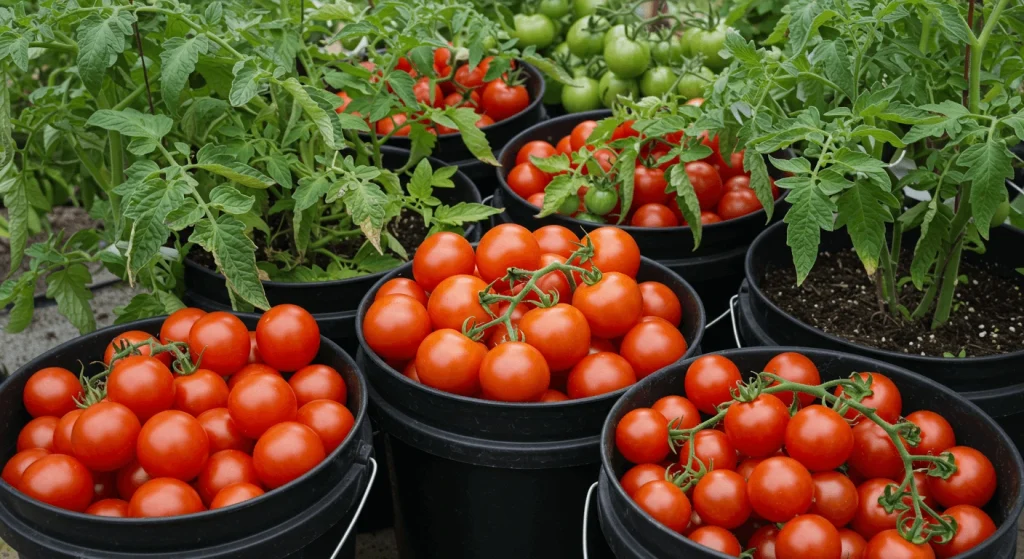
0,283,1021,558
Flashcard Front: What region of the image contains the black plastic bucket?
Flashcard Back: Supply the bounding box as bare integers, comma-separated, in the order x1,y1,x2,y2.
492,110,788,346
596,347,1024,558
0,316,376,559
378,62,547,196
356,257,706,559
740,221,1024,451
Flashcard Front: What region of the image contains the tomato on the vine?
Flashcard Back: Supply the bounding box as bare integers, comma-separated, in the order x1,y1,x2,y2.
808,471,859,528
905,410,956,461
723,393,789,458
679,429,738,472
570,120,599,151
746,456,814,522
926,446,996,508
598,72,639,107
482,80,529,121
851,478,900,538
835,372,902,424
584,187,618,215
454,57,492,90
103,331,170,367
475,223,542,283
518,303,591,372
848,420,904,480
532,225,580,258
512,13,556,49
652,395,699,429
864,529,936,559
640,66,676,97
692,470,751,529
561,77,602,113
603,38,650,79
516,141,558,166
764,351,821,406
931,505,996,558
684,161,723,211
572,272,643,338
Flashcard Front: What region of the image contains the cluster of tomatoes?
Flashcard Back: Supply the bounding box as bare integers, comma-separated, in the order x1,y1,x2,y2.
614,352,999,558
506,117,780,227
362,225,689,402
2,305,355,518
336,47,531,137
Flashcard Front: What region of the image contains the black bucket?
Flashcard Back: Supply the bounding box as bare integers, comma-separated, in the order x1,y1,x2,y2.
355,257,706,559
740,221,1024,451
378,62,547,196
597,347,1024,558
0,316,376,559
492,110,788,348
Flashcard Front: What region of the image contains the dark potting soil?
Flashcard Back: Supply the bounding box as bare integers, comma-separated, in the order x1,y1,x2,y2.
761,248,1024,358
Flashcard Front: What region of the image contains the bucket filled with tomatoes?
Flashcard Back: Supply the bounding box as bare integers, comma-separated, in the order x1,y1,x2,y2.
355,224,705,559
0,306,374,559
595,347,1024,558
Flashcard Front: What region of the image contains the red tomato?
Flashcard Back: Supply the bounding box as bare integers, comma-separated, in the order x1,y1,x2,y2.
71,402,141,472
376,114,411,136
539,389,568,402
335,91,353,114
851,478,900,538
683,355,742,414
527,193,545,208
633,166,670,207
137,410,210,481
620,463,666,498
160,308,207,344
18,454,94,512
616,408,670,464
454,58,492,89
115,459,150,501
253,421,326,489
475,114,495,128
412,232,477,292
716,149,745,181
289,364,347,407
197,407,254,454
375,277,429,306
415,329,487,396
679,430,738,472
570,121,599,151
476,224,542,284
926,446,996,508
17,416,57,452
724,175,751,192
189,312,251,376
839,528,868,559
412,77,443,107
92,470,117,501
533,226,580,258
764,352,821,407
23,367,83,419
652,395,700,430
848,421,904,480
864,530,935,559
748,524,779,558
785,405,854,472
634,479,692,533
195,449,260,505
255,304,320,372
905,410,956,463
718,189,763,220
106,355,175,422
556,135,573,155
479,342,550,402
1,448,50,487
724,393,789,458
103,330,171,367
173,369,229,417
507,162,551,199
516,140,558,166
931,505,996,558
586,149,617,174
567,352,637,399
227,373,297,439
427,274,496,331
776,514,842,559
689,526,742,556
86,498,130,517
572,272,643,339
612,120,640,140
481,80,528,121
632,203,679,227
834,373,902,424
296,399,354,453
518,303,591,371
685,161,723,211
128,478,205,517
586,226,641,277
638,281,682,326
808,471,859,528
746,457,813,522
363,294,432,363
693,470,751,529
210,482,265,509
619,318,688,379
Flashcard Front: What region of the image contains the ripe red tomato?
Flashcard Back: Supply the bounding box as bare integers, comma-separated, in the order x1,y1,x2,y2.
747,456,814,522
414,329,488,396
532,226,580,258
164,310,211,345
585,149,617,174
587,226,641,277
848,421,904,480
864,529,935,559
16,416,57,452
289,364,347,407
539,389,568,402
684,161,723,210
412,232,477,292
724,393,789,458
527,193,545,208
106,355,175,422
476,114,495,128
479,342,550,402
905,410,956,462
476,224,542,283
612,120,640,140
128,478,205,517
481,80,529,121
23,367,83,418
335,91,353,114
173,369,229,417
103,330,171,367
619,318,688,379
748,525,779,558
693,470,751,529
683,355,742,414
620,463,666,498
375,278,428,306
616,408,670,464
210,482,265,509
689,525,742,555
717,189,763,220
776,514,842,559
926,446,996,508
363,294,432,363
808,471,859,528
412,77,443,107
454,58,492,89
570,120,599,151
137,410,210,481
195,449,260,504
651,395,700,430
427,274,495,331
71,402,140,472
632,166,670,208
851,478,900,538
229,364,279,390
197,407,254,454
516,140,558,166
638,281,682,326
931,505,996,558
296,399,354,453
679,430,738,472
227,373,297,439
376,114,412,136
835,372,902,424
839,528,868,559
632,203,679,227
507,162,551,199
764,352,821,407
189,311,251,376
86,498,130,517
634,480,692,533
724,175,751,192
556,135,573,155
114,459,150,501
785,405,854,472
1,448,50,487
572,272,643,338
255,304,320,372
253,421,326,489
716,150,745,181
518,304,591,371
566,352,637,399
18,454,94,512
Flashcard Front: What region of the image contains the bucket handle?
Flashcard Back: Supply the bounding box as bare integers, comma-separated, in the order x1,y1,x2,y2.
582,481,598,559
728,294,742,348
481,194,495,207
329,456,379,559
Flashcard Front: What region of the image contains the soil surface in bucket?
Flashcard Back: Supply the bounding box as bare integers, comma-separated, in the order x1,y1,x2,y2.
761,247,1024,357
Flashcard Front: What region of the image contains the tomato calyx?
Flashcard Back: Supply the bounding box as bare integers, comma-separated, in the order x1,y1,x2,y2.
79,338,197,407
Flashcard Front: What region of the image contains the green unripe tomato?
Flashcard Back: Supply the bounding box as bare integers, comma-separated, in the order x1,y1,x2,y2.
538,0,571,19
573,0,607,19
512,14,557,49
603,24,628,46
991,200,1011,227
575,211,606,223
543,73,564,104
598,72,639,107
651,41,673,65
584,187,618,215
566,15,608,58
679,27,701,58
557,194,581,215
603,38,650,79
695,27,729,70
668,35,687,63
677,66,715,99
640,66,677,97
561,76,602,112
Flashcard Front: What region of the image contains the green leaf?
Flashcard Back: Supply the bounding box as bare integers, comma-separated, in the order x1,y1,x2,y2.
266,154,294,189
125,217,170,279
746,153,775,221
204,2,223,25
342,180,388,253
850,125,907,148
5,281,35,333
1,169,28,272
210,185,255,214
293,175,332,212
115,291,182,323
768,155,811,175
667,164,703,248
335,112,371,132
784,183,836,284
531,154,571,174
537,174,577,218
119,178,189,222
853,83,901,118
0,31,30,72
876,103,945,125
961,138,1014,239
408,158,433,200
433,202,503,226
309,3,355,20
725,31,759,67
811,40,854,100
910,198,953,289
167,199,204,230
834,181,897,275
190,214,270,310
931,2,971,44
446,108,497,165
45,263,95,334
160,35,210,113
615,146,639,225
76,11,134,93
389,71,420,108
1002,110,1024,141
831,149,891,189
280,78,337,149
87,108,173,140
431,166,458,188
230,59,261,107
196,147,275,189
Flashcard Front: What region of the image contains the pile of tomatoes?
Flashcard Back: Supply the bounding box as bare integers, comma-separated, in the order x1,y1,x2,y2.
362,225,690,402
2,305,356,517
335,47,531,137
506,117,780,227
614,351,1000,558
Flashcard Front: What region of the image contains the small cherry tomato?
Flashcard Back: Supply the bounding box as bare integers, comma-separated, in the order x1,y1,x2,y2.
764,352,821,407
19,454,94,512
256,304,320,372
785,405,854,472
86,498,130,517
638,281,682,326
634,479,692,533
412,232,477,292
724,393,789,458
136,410,210,481
615,408,670,464
620,463,666,498
103,330,171,367
566,352,637,399
746,456,813,522
375,278,429,306
679,430,738,472
128,478,205,517
23,367,83,419
776,514,842,559
296,399,355,453
227,373,297,439
693,469,751,529
926,446,996,509
173,369,230,417
363,294,433,363
619,317,688,379
17,416,58,452
652,395,700,430
71,402,141,472
683,355,742,414
415,329,488,396
479,342,551,402
834,372,902,424
160,308,207,344
210,482,265,509
253,421,326,489
189,312,251,376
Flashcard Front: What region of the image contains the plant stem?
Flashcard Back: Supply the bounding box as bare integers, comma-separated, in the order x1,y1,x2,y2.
878,242,899,313
967,0,1011,113
112,83,149,111
931,238,963,329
